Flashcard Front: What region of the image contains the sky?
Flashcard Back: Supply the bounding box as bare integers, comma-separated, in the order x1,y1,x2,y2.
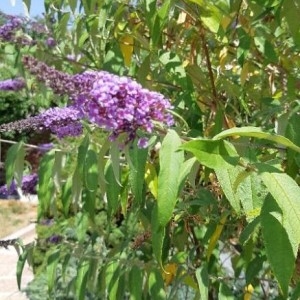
0,0,45,17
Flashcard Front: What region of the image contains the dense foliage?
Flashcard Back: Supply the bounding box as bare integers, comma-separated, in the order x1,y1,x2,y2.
1,0,300,299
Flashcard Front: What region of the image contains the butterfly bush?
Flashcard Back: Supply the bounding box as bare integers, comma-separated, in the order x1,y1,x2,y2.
23,56,174,146
0,78,25,91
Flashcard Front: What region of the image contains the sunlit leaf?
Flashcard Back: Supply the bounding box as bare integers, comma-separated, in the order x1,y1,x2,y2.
213,126,300,153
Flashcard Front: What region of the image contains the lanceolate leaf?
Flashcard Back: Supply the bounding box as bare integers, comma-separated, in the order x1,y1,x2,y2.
5,141,24,187
38,151,55,219
213,126,300,153
105,160,121,217
178,157,197,194
129,265,143,300
127,141,148,205
75,260,90,300
215,167,242,213
261,195,296,297
16,248,28,290
260,172,300,249
152,130,183,266
181,139,239,169
157,130,184,228
84,148,99,191
47,249,60,293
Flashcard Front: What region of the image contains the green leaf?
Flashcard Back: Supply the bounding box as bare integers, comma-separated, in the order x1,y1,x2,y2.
127,141,148,205
105,160,121,217
5,141,24,187
218,282,234,299
61,176,73,217
239,217,260,245
178,157,197,193
47,249,60,293
83,188,96,221
129,265,143,300
106,261,120,300
261,195,296,296
84,148,99,191
76,212,89,243
181,139,239,169
234,170,267,219
148,269,166,300
196,263,209,300
282,0,300,47
16,248,28,290
285,113,300,177
213,126,300,153
215,167,241,212
157,130,184,227
260,172,300,250
38,152,55,218
110,141,122,186
75,260,90,300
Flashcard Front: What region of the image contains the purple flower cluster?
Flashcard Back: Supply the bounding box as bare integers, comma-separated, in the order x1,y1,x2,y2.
23,56,174,146
0,15,22,41
0,106,82,139
22,56,76,97
75,71,174,146
0,173,38,197
21,173,38,194
39,107,83,138
0,78,25,91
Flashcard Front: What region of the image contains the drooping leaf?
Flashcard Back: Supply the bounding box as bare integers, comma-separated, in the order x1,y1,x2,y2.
106,261,120,300
145,162,158,199
129,265,143,300
16,248,28,290
38,151,55,219
5,141,24,187
75,260,90,300
127,141,148,205
196,263,209,300
119,34,134,67
84,148,99,191
148,269,166,300
177,157,197,194
105,160,121,217
213,126,300,153
260,172,300,249
61,176,73,217
261,195,296,297
206,214,227,261
47,249,60,293
156,130,184,227
181,139,239,170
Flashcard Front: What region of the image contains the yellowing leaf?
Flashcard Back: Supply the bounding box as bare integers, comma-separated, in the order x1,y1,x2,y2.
244,284,254,300
240,62,249,86
206,214,227,261
145,162,158,199
162,263,178,285
119,34,134,67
